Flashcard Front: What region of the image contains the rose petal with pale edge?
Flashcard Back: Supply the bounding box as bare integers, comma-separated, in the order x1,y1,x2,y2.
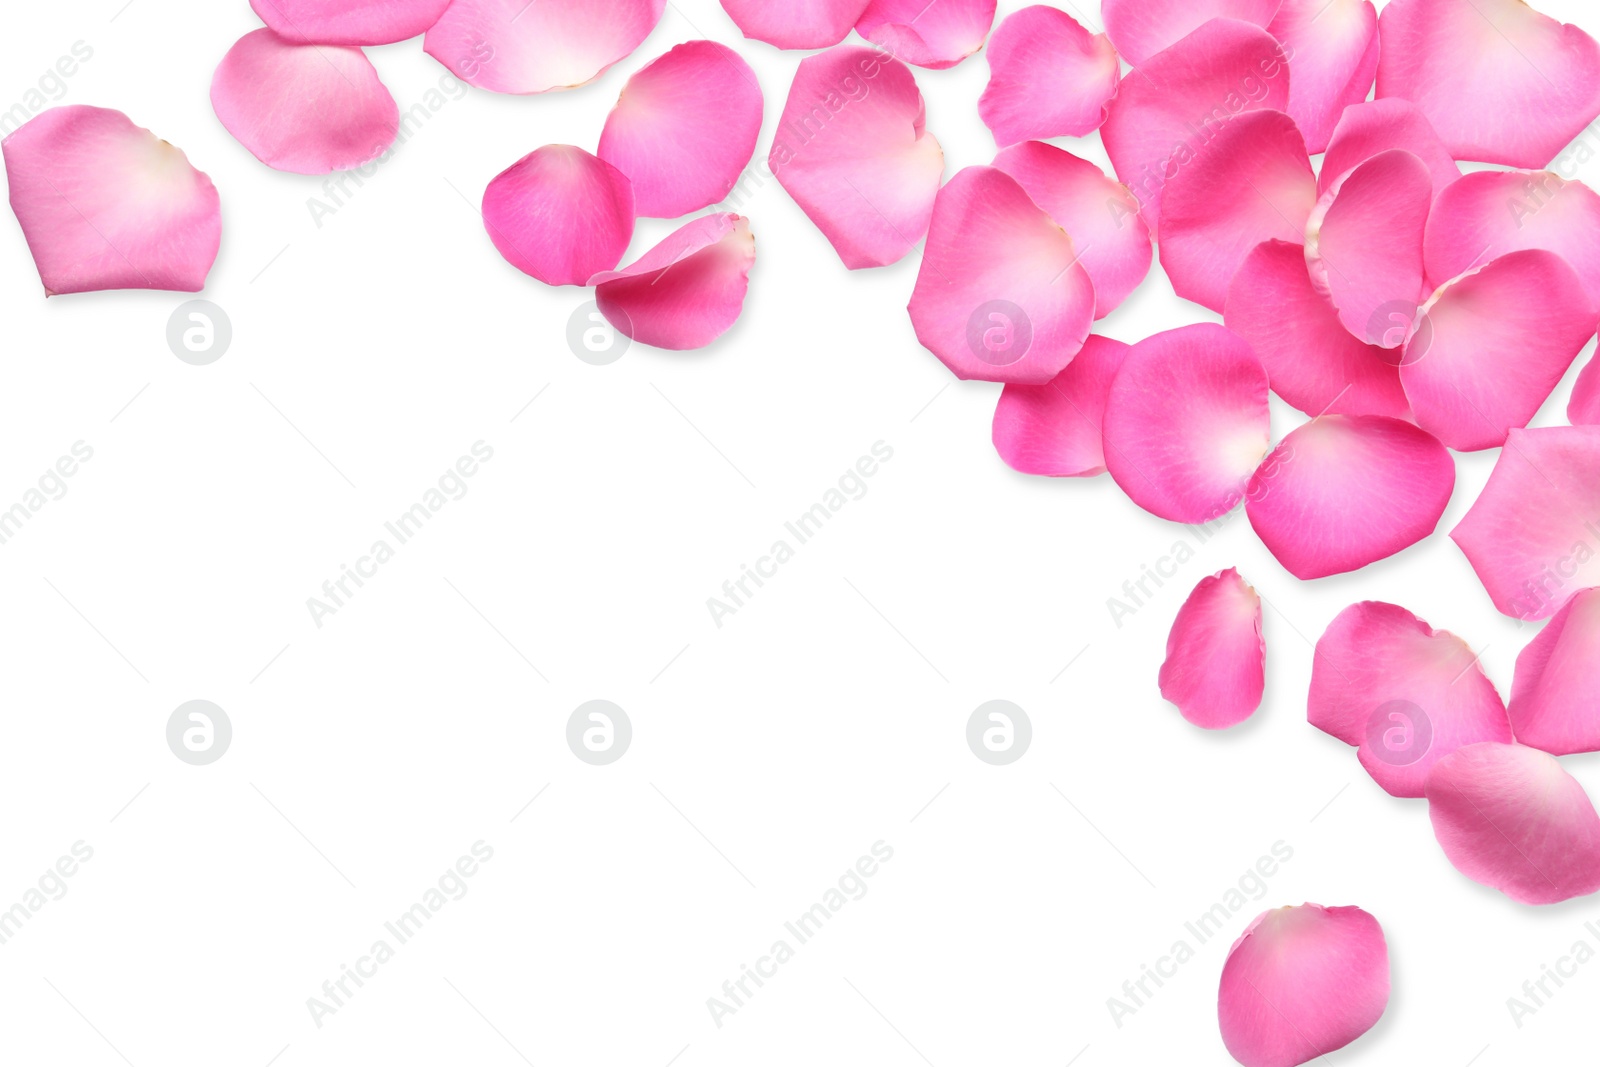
769,47,943,270
481,145,635,287
1402,249,1594,452
1268,0,1377,153
992,141,1149,318
719,0,870,49
1159,568,1264,729
1318,98,1459,197
856,0,997,70
1426,742,1600,905
590,214,754,350
1158,109,1315,314
425,0,665,94
1102,0,1280,67
249,0,451,45
597,41,763,219
1573,355,1600,426
2,106,220,296
1101,19,1289,233
1219,904,1389,1067
1103,323,1271,523
1377,0,1600,168
907,166,1094,384
211,29,398,174
991,335,1130,477
1509,588,1600,756
979,7,1119,146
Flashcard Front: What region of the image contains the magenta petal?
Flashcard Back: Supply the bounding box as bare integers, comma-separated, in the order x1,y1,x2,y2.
991,335,1130,477
425,0,665,94
720,0,870,49
1573,355,1600,426
856,0,996,69
1103,0,1280,67
1219,904,1389,1067
249,0,451,44
1159,568,1265,729
1509,588,1600,756
979,6,1119,145
590,214,755,350
481,145,635,286
1318,98,1459,197
1427,742,1600,905
1268,0,1378,153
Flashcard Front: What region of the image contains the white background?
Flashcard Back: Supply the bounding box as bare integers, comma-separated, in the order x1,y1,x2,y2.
2,1,1599,1064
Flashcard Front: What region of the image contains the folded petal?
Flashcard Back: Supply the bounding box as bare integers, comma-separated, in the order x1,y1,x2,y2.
1318,98,1459,197
597,41,762,219
590,213,754,350
1219,904,1389,1067
1268,0,1378,153
1509,588,1600,756
979,6,1120,145
211,28,398,174
249,0,451,44
481,145,635,286
908,166,1095,384
856,0,997,69
1103,0,1281,67
1160,568,1265,729
1401,250,1595,452
1103,323,1271,523
770,47,943,269
425,0,665,93
1376,0,1600,168
1158,109,1316,313
992,141,1150,318
991,335,1131,477
1573,354,1600,426
1426,742,1600,905
720,0,871,49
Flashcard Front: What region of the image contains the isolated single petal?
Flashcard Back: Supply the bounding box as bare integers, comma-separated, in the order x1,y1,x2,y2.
590,214,754,350
481,145,635,286
425,0,665,93
249,0,451,44
720,0,870,49
856,0,997,69
1318,98,1459,197
1509,588,1600,756
979,6,1119,145
1268,0,1378,153
1159,568,1265,729
1103,0,1281,67
991,335,1131,477
1573,355,1600,426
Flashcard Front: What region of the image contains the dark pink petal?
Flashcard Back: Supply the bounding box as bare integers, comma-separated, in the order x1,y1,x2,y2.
211,28,398,174
1268,0,1377,153
1219,904,1389,1067
1159,568,1265,729
979,6,1119,145
769,47,943,270
590,214,754,350
1,106,220,296
1158,109,1315,313
1102,0,1280,67
1103,323,1271,523
1318,98,1459,197
1573,355,1600,426
425,0,665,93
908,166,1094,384
1377,0,1600,168
992,141,1150,318
720,0,870,49
597,41,763,219
1401,250,1594,452
1509,588,1600,756
1426,742,1600,905
991,335,1131,477
249,0,451,45
856,0,996,69
481,145,635,286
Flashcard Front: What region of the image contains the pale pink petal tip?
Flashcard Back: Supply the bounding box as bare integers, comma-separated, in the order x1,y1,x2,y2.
1269,0,1378,153
425,0,666,94
720,0,871,49
770,47,943,270
856,0,997,70
980,6,1119,145
1573,355,1600,426
1509,588,1600,756
598,41,763,219
590,213,755,351
992,335,1131,477
1318,97,1459,197
481,145,635,287
1427,742,1600,905
1219,904,1389,1067
249,0,452,45
1159,568,1265,730
1103,0,1280,67
2,106,221,296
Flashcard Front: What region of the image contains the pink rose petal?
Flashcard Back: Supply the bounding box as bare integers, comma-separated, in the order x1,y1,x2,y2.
1268,0,1378,153
720,0,871,49
481,145,635,287
1103,0,1281,67
249,0,451,45
590,213,755,350
991,335,1130,477
1159,568,1265,730
855,0,997,70
1509,588,1600,756
425,0,665,94
979,6,1119,146
1573,355,1600,426
1318,98,1459,197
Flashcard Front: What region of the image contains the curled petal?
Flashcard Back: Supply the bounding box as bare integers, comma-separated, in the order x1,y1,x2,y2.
1103,0,1280,67
720,0,870,49
249,0,451,45
980,6,1120,145
481,145,635,286
1318,98,1459,197
1159,568,1265,730
991,335,1131,477
856,0,997,70
1268,0,1378,153
1573,355,1600,426
425,0,665,94
1509,588,1600,756
591,214,755,350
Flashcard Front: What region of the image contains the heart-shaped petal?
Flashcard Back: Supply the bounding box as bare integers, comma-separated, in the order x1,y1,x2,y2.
855,0,997,70
1318,97,1459,197
425,0,665,94
249,0,451,45
720,0,871,49
991,335,1130,477
481,145,635,286
1509,588,1600,756
590,213,755,350
1160,568,1265,730
979,6,1119,146
1103,0,1281,67
1268,0,1378,153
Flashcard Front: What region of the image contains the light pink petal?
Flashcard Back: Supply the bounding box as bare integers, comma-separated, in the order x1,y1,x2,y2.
1268,0,1377,153
719,0,870,49
1,106,220,297
1219,904,1388,1067
1376,0,1600,168
1159,568,1265,729
481,145,635,287
1102,0,1281,67
908,166,1094,384
1158,109,1315,314
1318,98,1459,197
590,214,754,351
769,47,943,270
1101,19,1290,232
1509,588,1600,756
1572,355,1600,426
992,141,1150,318
249,0,451,45
211,28,398,175
979,6,1119,145
1401,250,1595,452
597,41,762,219
991,335,1131,477
1103,323,1271,523
425,0,665,94
1426,742,1600,905
856,0,997,70
1246,416,1454,581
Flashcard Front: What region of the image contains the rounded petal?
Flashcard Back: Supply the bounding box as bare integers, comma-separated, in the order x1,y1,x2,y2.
425,0,665,94
1572,354,1600,426
719,0,870,49
979,6,1120,145
1318,98,1459,197
1426,742,1600,905
597,41,763,219
908,166,1095,384
1509,588,1600,756
991,335,1131,477
1103,323,1271,523
856,0,997,70
1159,568,1265,729
1158,109,1316,313
992,141,1150,317
1219,904,1389,1067
211,28,398,174
481,145,635,287
249,0,451,45
770,47,943,270
590,214,754,350
1103,0,1281,67
1376,0,1600,168
1268,0,1378,153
